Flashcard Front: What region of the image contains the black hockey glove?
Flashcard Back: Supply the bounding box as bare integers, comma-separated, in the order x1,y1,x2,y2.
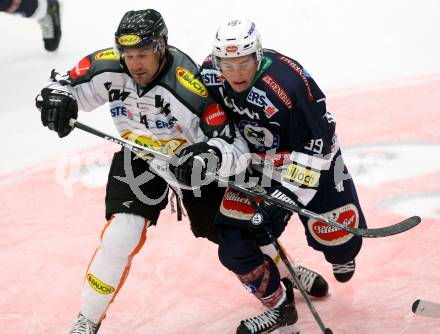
35,88,78,138
170,142,222,187
250,185,294,245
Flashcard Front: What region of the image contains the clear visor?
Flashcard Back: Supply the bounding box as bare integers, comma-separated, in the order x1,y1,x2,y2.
215,54,258,73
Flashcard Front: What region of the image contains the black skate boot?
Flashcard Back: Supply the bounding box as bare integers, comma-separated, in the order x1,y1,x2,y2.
69,313,100,334
292,265,329,297
332,259,356,282
236,278,299,334
37,0,62,51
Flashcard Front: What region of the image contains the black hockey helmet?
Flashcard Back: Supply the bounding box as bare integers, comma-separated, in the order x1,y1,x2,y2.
115,9,168,53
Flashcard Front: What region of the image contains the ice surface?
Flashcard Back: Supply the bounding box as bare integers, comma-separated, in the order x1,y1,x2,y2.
1,1,439,333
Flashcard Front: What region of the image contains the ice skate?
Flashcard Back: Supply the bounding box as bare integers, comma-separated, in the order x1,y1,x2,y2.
292,265,329,297
69,313,100,334
332,259,356,282
236,279,299,334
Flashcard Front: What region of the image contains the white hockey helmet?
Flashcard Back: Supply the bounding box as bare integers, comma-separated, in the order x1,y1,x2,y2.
212,19,263,69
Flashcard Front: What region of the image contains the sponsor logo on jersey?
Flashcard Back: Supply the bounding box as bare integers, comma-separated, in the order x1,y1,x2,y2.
246,87,279,118
122,132,186,157
201,69,223,86
278,56,314,101
117,34,141,46
261,74,293,110
87,273,115,295
202,103,227,126
220,188,257,221
255,151,290,168
176,67,208,97
284,163,320,187
307,204,358,246
104,82,130,102
155,117,177,129
69,57,91,79
95,48,120,61
220,87,261,120
239,120,280,152
110,106,133,119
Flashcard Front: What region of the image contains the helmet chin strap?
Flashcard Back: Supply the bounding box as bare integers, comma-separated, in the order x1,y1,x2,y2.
150,47,167,82
147,37,168,84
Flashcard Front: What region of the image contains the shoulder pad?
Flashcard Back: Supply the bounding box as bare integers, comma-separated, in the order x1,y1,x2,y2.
159,47,209,115
68,48,123,85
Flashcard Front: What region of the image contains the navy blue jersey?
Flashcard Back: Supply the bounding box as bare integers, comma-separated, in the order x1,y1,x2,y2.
200,49,341,206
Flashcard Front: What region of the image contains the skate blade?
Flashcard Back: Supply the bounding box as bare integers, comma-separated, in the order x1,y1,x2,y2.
270,323,300,334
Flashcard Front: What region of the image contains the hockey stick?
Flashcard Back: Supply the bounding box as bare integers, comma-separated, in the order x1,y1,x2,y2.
412,299,440,318
265,227,333,334
69,119,421,238
214,177,421,238
246,194,332,333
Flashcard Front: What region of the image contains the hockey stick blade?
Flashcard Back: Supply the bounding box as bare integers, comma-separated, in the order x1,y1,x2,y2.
412,299,440,318
70,119,422,238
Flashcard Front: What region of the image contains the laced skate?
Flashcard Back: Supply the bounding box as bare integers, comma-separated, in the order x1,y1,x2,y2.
332,259,356,282
292,265,329,297
236,279,299,334
69,313,100,334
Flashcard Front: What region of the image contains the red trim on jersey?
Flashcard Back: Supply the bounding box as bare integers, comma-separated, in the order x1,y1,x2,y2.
261,74,293,110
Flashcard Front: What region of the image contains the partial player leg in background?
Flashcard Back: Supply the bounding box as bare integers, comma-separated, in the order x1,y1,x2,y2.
0,0,61,51
37,0,61,51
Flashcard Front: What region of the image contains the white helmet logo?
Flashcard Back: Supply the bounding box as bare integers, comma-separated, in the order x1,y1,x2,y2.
226,45,238,53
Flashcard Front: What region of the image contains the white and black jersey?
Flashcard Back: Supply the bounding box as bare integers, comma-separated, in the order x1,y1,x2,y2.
44,46,249,177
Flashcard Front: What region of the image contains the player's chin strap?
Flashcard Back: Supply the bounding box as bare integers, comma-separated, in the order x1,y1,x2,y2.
68,119,422,238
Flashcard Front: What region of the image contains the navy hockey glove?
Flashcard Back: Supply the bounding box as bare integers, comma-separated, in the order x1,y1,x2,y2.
170,142,221,187
36,88,78,138
250,185,294,245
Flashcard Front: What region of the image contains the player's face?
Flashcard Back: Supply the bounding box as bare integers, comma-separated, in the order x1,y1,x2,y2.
123,45,162,86
218,55,258,93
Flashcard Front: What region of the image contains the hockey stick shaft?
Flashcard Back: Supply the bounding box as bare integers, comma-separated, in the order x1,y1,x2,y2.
69,119,171,162
245,194,332,333
265,227,333,334
69,119,421,238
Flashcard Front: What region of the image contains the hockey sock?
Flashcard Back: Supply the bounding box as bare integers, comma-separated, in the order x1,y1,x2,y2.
237,255,283,308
